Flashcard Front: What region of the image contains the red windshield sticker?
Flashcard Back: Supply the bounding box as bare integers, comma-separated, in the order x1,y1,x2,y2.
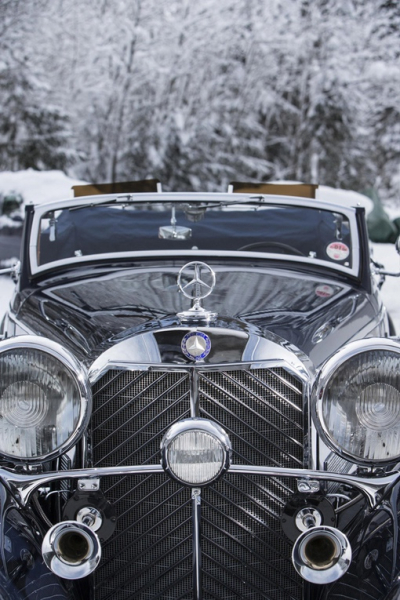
326,242,350,261
315,284,335,298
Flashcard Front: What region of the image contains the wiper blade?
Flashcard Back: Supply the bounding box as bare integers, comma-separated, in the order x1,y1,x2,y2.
69,195,135,211
69,195,269,212
181,196,268,210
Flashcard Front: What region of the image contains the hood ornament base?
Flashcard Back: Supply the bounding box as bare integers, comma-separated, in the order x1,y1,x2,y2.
177,305,218,324
177,261,217,323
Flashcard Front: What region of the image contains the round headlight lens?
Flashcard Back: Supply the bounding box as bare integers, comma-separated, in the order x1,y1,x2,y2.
162,419,231,485
318,345,400,463
0,338,91,461
168,430,224,484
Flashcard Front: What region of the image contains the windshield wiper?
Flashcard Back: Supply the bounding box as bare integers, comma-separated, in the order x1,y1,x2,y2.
69,195,269,212
69,195,135,211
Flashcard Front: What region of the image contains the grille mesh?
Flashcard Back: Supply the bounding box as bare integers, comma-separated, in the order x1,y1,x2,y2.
91,367,304,599
91,370,191,466
199,368,303,467
95,475,192,600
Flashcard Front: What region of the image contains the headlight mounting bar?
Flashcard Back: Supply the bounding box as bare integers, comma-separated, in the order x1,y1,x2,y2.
0,463,398,509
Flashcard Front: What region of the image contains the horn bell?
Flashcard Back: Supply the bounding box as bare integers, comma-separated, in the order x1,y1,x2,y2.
292,525,352,584
42,520,101,580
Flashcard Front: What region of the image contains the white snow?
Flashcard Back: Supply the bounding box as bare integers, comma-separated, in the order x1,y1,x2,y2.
317,186,374,214
0,169,88,206
371,243,400,330
0,276,14,319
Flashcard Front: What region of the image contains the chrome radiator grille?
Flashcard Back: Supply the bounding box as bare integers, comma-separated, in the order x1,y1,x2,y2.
199,368,304,467
91,366,304,600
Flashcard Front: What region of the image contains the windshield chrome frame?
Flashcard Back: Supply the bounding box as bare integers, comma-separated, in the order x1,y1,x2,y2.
29,192,361,277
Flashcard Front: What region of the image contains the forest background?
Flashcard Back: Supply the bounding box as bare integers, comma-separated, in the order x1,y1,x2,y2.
1,0,399,198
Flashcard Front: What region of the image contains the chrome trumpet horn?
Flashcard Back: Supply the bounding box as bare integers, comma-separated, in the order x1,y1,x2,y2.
42,520,101,580
292,525,352,584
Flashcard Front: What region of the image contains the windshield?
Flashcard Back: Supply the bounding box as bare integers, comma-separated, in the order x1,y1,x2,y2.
36,200,353,269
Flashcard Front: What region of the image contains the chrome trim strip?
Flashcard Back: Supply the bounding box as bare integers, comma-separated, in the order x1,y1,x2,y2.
228,465,398,508
31,249,359,278
190,369,200,418
2,463,398,509
29,191,362,212
2,465,164,506
192,488,202,600
89,332,314,386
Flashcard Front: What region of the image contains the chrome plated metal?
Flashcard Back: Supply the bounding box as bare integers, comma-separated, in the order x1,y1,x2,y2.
178,262,216,302
292,526,352,584
29,192,361,277
192,488,202,600
295,508,322,532
190,368,200,417
159,225,192,240
1,464,164,506
160,418,231,486
297,480,320,493
89,360,307,598
0,260,20,280
228,464,398,507
372,261,400,278
177,261,217,322
314,337,400,464
77,478,100,491
42,520,101,580
88,328,313,386
1,462,399,508
0,335,92,462
159,206,192,240
76,507,103,531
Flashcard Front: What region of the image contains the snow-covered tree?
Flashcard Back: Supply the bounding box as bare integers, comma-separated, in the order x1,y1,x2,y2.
0,0,399,198
0,0,76,171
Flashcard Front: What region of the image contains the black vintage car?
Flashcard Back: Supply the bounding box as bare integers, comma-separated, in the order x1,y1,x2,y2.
0,179,400,600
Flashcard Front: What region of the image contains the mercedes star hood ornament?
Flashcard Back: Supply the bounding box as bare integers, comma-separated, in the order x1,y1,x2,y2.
177,261,217,323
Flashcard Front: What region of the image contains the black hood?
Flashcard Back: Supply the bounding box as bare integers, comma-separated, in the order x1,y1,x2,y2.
14,263,379,367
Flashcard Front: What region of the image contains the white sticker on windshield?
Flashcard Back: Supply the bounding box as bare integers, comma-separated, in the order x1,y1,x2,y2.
315,284,334,298
326,242,350,261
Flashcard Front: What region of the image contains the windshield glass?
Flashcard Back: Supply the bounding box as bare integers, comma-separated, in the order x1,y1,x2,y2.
37,201,352,269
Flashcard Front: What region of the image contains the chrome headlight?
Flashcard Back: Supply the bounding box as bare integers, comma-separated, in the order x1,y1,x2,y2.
161,419,231,486
0,336,91,462
316,338,400,464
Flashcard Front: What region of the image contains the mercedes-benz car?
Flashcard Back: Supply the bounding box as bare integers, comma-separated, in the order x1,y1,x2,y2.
0,179,400,600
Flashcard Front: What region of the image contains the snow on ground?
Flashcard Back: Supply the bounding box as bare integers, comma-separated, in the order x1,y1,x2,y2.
0,169,88,230
0,276,14,319
317,185,374,214
371,242,400,330
0,169,87,204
